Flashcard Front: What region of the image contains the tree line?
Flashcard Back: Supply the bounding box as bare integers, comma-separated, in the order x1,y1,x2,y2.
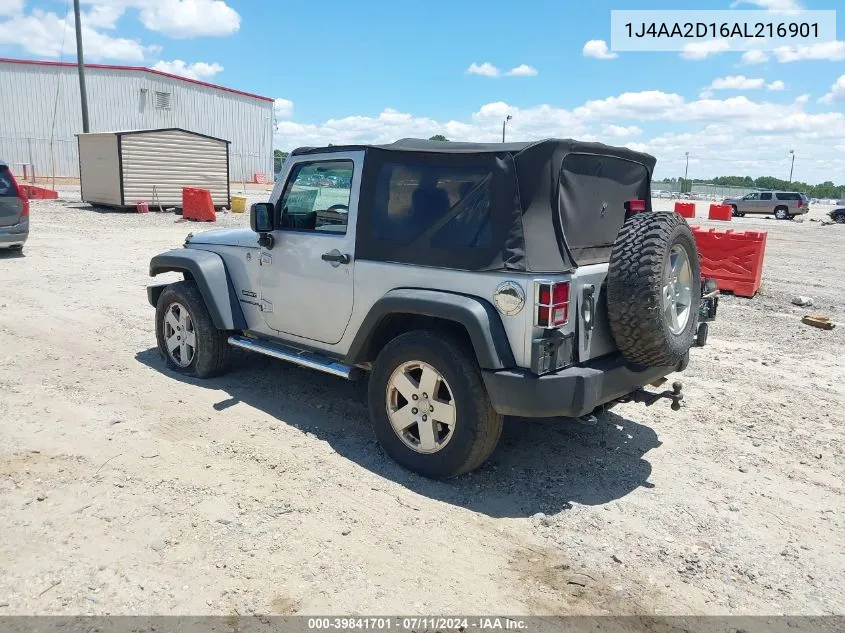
656,175,843,199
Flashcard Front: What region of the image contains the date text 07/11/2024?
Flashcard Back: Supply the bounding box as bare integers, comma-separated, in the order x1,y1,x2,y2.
625,22,819,39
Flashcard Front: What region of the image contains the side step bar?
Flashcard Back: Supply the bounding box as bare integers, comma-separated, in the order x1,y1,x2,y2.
228,335,356,379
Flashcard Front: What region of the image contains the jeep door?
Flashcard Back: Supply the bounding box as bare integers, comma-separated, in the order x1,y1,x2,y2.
258,151,361,344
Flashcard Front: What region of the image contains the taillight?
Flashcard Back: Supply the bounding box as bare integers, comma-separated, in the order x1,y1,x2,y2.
626,199,647,214
20,197,30,217
535,281,570,328
797,199,804,208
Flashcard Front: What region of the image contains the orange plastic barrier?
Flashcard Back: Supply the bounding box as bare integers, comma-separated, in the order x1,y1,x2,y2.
692,227,767,297
708,204,732,221
18,185,58,199
182,188,216,222
674,201,695,218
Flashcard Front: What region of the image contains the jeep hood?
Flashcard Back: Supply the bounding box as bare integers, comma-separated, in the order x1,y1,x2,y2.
185,228,258,248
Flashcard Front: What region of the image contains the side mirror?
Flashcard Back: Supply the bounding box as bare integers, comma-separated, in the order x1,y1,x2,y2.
250,202,275,233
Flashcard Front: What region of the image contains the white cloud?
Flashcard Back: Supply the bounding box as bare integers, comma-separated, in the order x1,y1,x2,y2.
582,40,617,60
773,41,845,62
466,62,500,77
0,0,24,17
795,93,810,104
273,91,845,182
603,124,643,138
0,7,156,61
505,64,538,77
767,80,786,91
819,75,845,104
706,75,766,90
681,39,730,60
136,0,240,38
274,98,294,118
741,50,769,64
152,59,223,80
699,90,715,99
77,0,241,38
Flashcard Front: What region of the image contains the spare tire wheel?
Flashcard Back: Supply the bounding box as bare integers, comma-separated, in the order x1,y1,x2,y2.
607,212,701,367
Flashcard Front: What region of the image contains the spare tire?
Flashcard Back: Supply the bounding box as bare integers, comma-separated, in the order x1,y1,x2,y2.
607,212,701,367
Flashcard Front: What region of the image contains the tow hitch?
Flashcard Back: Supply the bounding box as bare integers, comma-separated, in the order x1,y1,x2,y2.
628,381,684,411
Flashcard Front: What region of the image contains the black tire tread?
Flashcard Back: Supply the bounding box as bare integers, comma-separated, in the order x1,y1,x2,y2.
368,330,502,479
607,212,700,367
155,280,231,378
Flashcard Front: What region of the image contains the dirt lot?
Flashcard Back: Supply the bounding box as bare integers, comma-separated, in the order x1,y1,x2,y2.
1,191,843,616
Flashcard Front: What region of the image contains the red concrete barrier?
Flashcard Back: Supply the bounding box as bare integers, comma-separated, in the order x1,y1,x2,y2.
18,185,58,200
182,188,216,222
708,204,732,221
674,201,695,218
136,201,149,213
692,227,767,298
252,172,271,184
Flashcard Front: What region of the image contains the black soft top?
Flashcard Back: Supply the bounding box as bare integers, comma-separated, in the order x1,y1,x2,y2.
294,138,657,272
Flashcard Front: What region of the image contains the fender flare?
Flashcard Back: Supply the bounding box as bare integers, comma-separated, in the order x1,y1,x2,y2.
148,248,247,331
344,288,515,370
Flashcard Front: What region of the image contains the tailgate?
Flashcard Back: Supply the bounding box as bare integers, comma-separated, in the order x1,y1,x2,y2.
572,263,616,362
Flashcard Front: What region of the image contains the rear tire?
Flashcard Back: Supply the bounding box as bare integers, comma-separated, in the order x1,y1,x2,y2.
155,280,231,378
774,206,790,220
368,330,503,479
607,212,701,367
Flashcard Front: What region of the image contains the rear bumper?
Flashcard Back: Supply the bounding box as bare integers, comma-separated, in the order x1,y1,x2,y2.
482,355,681,418
0,218,28,247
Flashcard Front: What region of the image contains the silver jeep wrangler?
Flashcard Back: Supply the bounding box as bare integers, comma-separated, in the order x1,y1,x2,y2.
147,138,717,479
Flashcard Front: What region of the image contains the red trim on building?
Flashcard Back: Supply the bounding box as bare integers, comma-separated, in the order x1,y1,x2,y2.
0,57,274,103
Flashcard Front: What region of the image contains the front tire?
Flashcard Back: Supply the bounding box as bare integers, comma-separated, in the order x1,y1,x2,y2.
155,280,231,378
368,330,503,479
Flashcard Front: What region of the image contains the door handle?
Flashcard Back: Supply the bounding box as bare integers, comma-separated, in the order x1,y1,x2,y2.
321,250,351,265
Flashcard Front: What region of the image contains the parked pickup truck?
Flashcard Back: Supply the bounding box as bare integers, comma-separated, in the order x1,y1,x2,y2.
147,138,718,478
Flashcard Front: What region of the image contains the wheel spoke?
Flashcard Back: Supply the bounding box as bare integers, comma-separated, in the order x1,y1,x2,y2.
392,371,418,402
166,333,180,352
180,341,190,363
184,330,196,347
417,416,438,452
671,251,683,274
388,405,415,433
179,310,189,329
165,310,179,332
430,400,456,428
417,365,439,398
667,302,679,331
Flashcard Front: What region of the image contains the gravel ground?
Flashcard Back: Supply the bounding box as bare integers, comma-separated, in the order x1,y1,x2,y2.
0,189,843,616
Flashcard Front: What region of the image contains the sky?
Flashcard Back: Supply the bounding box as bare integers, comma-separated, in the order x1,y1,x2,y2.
0,0,844,183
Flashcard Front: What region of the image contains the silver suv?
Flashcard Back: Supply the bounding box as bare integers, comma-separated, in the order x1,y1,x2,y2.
723,191,809,219
0,161,29,251
147,138,718,478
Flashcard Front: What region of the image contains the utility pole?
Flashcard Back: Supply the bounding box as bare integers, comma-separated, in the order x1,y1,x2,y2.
683,151,689,193
502,115,512,142
73,0,90,133
789,149,795,183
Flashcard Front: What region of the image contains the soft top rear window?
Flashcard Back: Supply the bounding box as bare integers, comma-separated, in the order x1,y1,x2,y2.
0,166,17,197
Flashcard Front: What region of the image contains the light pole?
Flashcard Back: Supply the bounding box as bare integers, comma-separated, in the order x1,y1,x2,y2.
502,115,512,143
683,151,689,194
73,0,90,132
789,149,795,183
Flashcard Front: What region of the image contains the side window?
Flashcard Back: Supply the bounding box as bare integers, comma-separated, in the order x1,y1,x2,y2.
776,192,799,200
745,193,759,200
277,160,353,234
760,192,772,200
0,168,15,196
372,162,493,247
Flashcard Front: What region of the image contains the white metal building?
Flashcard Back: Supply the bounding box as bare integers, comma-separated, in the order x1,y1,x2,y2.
0,58,274,181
